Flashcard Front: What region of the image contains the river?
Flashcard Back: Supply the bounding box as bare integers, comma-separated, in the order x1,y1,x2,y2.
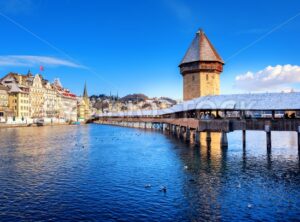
0,124,299,221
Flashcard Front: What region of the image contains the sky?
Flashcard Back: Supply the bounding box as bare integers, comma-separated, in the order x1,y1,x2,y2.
0,0,299,99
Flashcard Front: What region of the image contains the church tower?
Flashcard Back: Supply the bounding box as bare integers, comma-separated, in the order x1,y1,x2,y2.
83,82,90,119
179,29,224,101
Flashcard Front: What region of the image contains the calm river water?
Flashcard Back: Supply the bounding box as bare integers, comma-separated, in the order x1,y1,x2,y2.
0,124,299,221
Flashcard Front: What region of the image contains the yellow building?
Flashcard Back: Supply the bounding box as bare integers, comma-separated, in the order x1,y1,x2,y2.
1,74,30,119
179,29,224,101
7,83,30,119
0,84,12,121
77,83,91,120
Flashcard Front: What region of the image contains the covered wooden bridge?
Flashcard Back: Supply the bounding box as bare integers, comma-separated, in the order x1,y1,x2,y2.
95,92,300,151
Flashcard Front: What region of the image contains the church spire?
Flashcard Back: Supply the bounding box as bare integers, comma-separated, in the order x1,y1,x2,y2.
83,82,88,98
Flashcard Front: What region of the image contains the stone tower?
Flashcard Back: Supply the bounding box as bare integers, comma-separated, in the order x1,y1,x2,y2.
179,29,224,101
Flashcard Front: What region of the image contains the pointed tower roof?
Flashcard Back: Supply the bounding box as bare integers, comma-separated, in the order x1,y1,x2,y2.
83,82,88,98
180,29,224,66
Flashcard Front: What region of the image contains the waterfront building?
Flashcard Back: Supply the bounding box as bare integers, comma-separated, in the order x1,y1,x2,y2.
77,83,91,121
0,72,78,122
9,83,30,120
1,74,30,120
53,80,77,121
43,81,59,118
179,29,224,100
29,74,46,118
0,84,12,122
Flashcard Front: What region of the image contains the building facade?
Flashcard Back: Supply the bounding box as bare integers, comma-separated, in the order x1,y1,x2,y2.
0,72,78,122
179,29,224,101
53,80,77,121
77,83,91,121
1,75,30,119
0,84,12,122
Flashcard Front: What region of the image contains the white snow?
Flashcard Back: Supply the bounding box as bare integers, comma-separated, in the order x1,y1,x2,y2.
97,92,300,117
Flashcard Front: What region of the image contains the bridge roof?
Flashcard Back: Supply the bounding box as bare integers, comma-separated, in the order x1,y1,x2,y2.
98,92,300,117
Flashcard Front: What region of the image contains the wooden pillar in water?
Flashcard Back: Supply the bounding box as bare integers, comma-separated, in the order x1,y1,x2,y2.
206,131,211,143
242,130,246,148
195,130,200,146
265,125,271,150
186,127,191,143
221,131,228,148
180,126,184,139
298,126,300,152
206,131,211,148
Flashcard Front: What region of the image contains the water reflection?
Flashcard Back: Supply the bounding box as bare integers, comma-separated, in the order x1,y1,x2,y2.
167,129,300,221
0,125,299,221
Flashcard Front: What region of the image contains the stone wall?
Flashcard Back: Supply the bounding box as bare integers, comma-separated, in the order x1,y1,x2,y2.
183,71,220,100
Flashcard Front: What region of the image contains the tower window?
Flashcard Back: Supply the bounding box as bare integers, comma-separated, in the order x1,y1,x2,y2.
206,74,208,81
192,75,195,81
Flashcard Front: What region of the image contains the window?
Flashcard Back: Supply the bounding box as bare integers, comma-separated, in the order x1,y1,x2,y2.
192,75,195,81
206,74,208,81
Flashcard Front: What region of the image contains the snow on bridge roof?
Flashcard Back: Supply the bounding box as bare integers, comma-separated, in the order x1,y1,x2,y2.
98,92,300,117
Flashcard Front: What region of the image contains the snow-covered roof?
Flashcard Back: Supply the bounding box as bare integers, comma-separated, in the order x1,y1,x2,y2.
180,29,224,65
97,92,300,117
8,82,23,93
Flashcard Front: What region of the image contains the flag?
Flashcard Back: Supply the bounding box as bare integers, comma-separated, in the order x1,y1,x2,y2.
40,66,44,72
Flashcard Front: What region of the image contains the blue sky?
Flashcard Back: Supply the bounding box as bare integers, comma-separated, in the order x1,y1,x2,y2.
0,0,299,99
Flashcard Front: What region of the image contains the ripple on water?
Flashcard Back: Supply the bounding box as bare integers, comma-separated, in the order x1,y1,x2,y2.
0,125,299,221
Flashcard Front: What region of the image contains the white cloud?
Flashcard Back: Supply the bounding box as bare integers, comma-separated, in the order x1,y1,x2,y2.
162,0,194,23
0,0,37,15
0,55,84,68
234,64,300,92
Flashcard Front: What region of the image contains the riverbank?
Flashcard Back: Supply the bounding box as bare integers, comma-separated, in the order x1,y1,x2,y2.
0,122,86,129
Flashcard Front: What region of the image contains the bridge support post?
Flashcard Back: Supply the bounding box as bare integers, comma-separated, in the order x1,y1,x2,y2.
167,124,171,133
195,130,200,146
186,127,191,143
242,130,246,148
298,126,300,152
265,125,271,150
180,126,184,139
206,131,211,148
206,131,211,144
221,131,228,148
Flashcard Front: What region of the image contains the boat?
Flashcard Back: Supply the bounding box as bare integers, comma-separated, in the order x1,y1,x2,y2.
36,119,44,127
